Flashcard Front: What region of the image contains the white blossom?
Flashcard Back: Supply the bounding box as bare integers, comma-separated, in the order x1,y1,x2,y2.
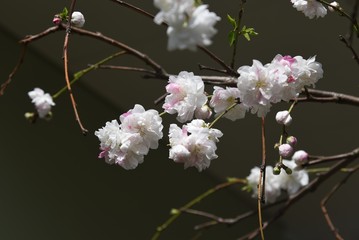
163,71,208,122
246,166,282,203
95,104,163,170
246,160,309,202
153,0,220,51
210,86,248,121
71,11,85,27
277,160,309,195
237,60,275,117
292,56,324,90
28,88,55,118
168,119,223,171
291,0,327,19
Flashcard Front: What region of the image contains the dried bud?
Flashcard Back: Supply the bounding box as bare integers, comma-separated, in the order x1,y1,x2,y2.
278,144,294,158
292,150,309,165
71,11,85,27
275,110,292,126
286,136,297,147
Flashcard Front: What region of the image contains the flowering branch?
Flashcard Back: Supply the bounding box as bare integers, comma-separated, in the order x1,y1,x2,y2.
238,147,359,239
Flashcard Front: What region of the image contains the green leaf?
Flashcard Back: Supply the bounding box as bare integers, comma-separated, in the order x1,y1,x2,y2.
240,25,258,41
228,30,236,46
227,14,237,29
59,7,69,20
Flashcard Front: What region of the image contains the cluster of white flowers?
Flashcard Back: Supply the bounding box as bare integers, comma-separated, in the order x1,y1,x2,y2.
153,0,220,51
95,104,163,170
291,0,340,19
237,54,323,117
162,71,210,123
246,160,309,203
28,88,55,119
168,119,223,171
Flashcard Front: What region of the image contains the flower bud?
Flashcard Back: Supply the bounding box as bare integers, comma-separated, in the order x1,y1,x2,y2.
328,2,340,12
71,11,85,27
24,112,36,123
195,105,212,119
278,143,294,158
273,166,281,175
286,136,297,147
275,110,292,126
292,150,309,165
284,167,292,175
53,15,61,25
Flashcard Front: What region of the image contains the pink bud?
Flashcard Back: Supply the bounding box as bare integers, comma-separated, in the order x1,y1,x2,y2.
53,16,61,25
279,144,294,158
286,136,297,147
292,150,309,165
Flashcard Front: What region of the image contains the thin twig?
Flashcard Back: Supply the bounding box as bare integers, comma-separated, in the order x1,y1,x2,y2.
97,65,157,75
296,88,359,107
305,148,359,167
320,164,359,240
230,0,246,69
193,199,287,231
63,0,88,135
257,116,266,240
348,0,359,44
198,64,228,75
53,51,127,99
0,44,27,96
151,178,246,240
339,35,359,65
317,0,359,37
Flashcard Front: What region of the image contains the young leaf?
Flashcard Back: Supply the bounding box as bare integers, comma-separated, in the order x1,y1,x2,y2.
227,14,237,29
228,30,236,46
59,7,68,20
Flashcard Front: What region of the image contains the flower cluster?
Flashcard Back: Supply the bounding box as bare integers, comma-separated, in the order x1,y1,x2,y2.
163,71,210,123
95,104,163,170
291,0,340,19
246,160,309,203
237,54,323,117
168,119,223,171
28,88,55,119
153,0,220,51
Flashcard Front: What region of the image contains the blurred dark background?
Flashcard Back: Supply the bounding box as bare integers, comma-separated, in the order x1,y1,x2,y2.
0,1,358,239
